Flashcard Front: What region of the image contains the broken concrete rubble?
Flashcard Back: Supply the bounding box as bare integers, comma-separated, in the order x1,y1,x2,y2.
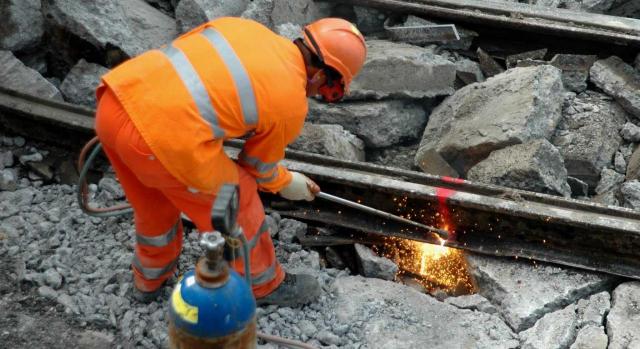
467,139,571,197
368,143,421,171
609,1,640,18
568,176,589,197
331,276,519,349
627,146,640,180
353,6,387,35
348,40,457,100
307,99,427,148
444,294,498,314
590,56,640,119
354,244,398,281
0,51,62,101
275,23,302,41
240,0,274,28
465,253,616,332
288,123,365,162
576,291,610,328
553,91,628,188
595,168,625,195
59,59,109,107
570,325,608,349
455,57,485,87
550,54,598,92
416,65,564,177
175,0,248,33
614,151,627,174
620,180,640,210
241,0,332,29
620,122,640,142
506,49,548,69
0,0,43,52
43,0,177,62
607,282,640,349
519,303,577,349
477,47,505,78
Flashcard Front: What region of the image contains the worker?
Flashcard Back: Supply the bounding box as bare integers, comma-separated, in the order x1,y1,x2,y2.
94,17,366,306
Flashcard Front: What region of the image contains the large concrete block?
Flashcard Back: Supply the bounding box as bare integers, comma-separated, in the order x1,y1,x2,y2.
467,139,571,197
590,56,640,119
331,276,519,348
176,0,249,33
60,59,109,107
0,51,62,101
552,91,628,188
466,253,617,332
415,65,564,177
0,0,43,52
348,40,457,100
607,282,640,349
289,123,365,162
307,99,428,148
43,0,177,60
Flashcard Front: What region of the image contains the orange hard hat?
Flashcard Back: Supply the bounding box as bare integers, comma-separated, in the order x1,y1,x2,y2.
303,18,367,92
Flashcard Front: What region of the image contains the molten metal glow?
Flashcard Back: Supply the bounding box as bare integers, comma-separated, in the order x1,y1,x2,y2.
376,196,475,295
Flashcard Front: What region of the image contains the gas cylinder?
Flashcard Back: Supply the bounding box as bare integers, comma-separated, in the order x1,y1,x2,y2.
168,231,257,349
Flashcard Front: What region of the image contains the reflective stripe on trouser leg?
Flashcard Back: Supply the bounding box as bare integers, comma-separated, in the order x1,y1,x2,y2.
133,220,183,290
251,262,277,286
136,222,179,247
132,255,179,280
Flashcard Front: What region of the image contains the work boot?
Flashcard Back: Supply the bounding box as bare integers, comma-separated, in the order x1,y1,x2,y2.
256,273,321,307
130,286,163,304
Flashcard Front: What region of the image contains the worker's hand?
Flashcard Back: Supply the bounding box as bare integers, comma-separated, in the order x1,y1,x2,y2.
279,172,320,201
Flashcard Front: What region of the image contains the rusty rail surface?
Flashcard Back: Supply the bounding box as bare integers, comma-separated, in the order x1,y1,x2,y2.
327,0,640,46
1,87,640,279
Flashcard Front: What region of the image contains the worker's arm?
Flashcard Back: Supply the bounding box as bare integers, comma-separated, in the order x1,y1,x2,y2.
238,115,305,193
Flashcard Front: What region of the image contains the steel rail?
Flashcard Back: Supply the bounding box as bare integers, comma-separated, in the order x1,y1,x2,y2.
325,0,640,46
1,87,640,279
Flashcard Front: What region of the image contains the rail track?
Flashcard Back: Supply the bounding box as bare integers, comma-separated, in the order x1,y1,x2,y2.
2,87,640,279
331,0,640,47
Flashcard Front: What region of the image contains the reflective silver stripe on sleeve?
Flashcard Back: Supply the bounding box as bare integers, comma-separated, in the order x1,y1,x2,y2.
161,45,224,139
201,28,258,127
238,151,278,174
255,169,279,184
132,255,179,280
136,223,179,247
252,262,277,286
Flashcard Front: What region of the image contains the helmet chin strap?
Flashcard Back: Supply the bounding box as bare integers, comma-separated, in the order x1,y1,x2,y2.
303,29,345,103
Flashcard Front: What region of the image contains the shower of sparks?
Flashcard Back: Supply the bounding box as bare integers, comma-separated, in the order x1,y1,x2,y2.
377,237,474,295
374,195,475,295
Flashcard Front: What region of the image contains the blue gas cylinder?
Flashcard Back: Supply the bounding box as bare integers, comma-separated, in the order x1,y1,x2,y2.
168,232,256,348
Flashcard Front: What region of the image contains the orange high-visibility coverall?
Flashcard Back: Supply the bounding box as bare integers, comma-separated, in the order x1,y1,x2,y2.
94,17,308,297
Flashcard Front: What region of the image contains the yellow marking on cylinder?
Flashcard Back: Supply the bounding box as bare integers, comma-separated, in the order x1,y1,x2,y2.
171,283,199,324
